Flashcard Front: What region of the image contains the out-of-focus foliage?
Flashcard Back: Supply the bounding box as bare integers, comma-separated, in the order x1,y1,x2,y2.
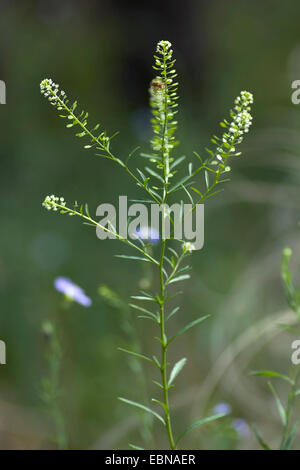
1,0,300,449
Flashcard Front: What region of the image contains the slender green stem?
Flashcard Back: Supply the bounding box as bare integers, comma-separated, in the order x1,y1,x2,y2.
158,239,176,450
51,202,159,266
43,325,68,450
280,365,300,449
50,90,161,205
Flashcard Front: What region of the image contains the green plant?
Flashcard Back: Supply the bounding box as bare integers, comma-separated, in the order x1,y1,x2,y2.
98,284,154,448
40,40,253,449
251,247,300,450
41,321,68,450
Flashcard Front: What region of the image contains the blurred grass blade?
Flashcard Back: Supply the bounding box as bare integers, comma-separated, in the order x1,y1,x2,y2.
129,443,145,450
283,422,299,450
252,425,271,450
268,382,287,426
249,370,294,385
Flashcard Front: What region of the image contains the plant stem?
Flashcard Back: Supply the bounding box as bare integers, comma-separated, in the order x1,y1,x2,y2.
158,239,176,450
43,326,68,450
51,91,161,205
280,365,300,449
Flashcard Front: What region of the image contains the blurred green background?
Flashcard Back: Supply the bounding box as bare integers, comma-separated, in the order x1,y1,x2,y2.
1,0,300,449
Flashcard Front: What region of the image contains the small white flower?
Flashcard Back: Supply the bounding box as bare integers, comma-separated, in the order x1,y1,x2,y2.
40,78,66,107
183,242,195,253
42,194,66,211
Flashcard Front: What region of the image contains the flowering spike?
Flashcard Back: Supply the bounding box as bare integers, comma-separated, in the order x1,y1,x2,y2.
149,40,179,187
42,195,66,211
40,79,67,107
210,90,253,167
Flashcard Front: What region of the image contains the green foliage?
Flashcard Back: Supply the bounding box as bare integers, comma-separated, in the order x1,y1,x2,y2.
40,40,254,449
40,321,68,450
252,247,300,450
282,247,300,319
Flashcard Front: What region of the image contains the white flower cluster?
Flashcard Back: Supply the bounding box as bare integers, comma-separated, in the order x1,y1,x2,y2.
156,40,173,60
42,195,66,211
40,78,66,106
183,241,195,253
157,40,172,52
216,91,253,162
232,90,253,134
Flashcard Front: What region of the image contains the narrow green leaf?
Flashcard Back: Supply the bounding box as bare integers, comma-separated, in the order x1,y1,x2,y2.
165,291,183,303
176,414,225,445
252,425,271,450
145,166,164,183
152,356,161,368
176,265,192,275
164,255,174,269
118,397,165,425
168,274,191,285
249,370,294,385
268,382,287,426
129,444,145,450
118,347,154,365
276,323,299,333
170,156,186,170
205,170,209,189
168,247,178,258
115,255,151,263
168,175,191,194
193,151,203,163
168,315,210,344
137,315,157,322
130,295,156,302
205,189,224,200
166,306,180,322
152,398,167,412
168,358,187,387
129,304,158,320
153,380,163,389
181,184,194,204
191,186,203,198
283,422,299,450
205,147,214,158
140,290,156,298
84,203,91,218
126,146,140,164
136,168,146,181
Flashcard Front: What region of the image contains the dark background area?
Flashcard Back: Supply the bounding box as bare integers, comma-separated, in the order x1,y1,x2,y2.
1,0,300,449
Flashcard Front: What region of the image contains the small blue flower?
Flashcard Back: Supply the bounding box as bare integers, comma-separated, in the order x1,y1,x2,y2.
54,277,92,307
213,402,232,416
133,226,160,244
232,418,250,438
